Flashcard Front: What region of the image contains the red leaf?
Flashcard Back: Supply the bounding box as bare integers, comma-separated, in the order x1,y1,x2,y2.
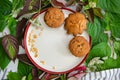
86,8,94,23
76,1,88,12
93,8,103,18
17,0,41,19
17,54,33,66
50,0,65,8
16,18,28,39
2,35,19,60
50,0,75,8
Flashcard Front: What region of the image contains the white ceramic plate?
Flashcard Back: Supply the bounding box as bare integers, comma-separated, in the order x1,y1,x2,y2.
24,8,90,74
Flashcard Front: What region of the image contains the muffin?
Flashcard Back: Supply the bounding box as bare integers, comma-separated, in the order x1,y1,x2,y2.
65,12,88,35
44,7,64,28
69,36,90,57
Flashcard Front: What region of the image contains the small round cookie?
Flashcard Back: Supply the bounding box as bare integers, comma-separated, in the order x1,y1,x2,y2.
65,12,88,35
44,7,64,28
69,36,90,57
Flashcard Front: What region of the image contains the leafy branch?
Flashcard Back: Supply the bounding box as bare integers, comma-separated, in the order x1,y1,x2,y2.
86,0,120,71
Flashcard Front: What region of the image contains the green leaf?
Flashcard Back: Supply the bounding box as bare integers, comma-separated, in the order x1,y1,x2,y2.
0,0,12,16
0,15,17,35
114,41,120,56
108,13,120,23
60,74,67,80
0,14,7,32
7,61,33,80
7,16,17,36
104,13,110,30
12,0,24,11
18,61,32,77
8,44,16,59
98,0,120,14
87,17,108,46
0,0,22,33
27,73,33,80
0,38,10,70
110,23,120,38
107,13,120,38
96,57,120,71
7,72,21,80
86,42,111,64
89,0,98,3
98,33,108,43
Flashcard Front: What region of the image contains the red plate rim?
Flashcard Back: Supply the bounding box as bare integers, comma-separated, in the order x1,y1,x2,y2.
24,7,91,74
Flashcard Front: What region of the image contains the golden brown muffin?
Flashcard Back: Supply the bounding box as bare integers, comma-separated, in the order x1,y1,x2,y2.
44,7,64,28
69,36,90,57
65,12,88,35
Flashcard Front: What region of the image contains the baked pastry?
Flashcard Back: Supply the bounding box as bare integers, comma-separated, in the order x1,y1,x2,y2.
69,36,90,57
65,12,88,35
44,7,64,28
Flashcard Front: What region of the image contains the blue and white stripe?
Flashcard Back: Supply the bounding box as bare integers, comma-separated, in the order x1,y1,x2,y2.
81,68,120,80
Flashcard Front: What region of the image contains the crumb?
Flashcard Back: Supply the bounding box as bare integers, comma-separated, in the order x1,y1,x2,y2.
34,53,38,58
28,33,32,44
31,44,34,47
35,27,40,30
28,29,34,45
52,66,56,69
33,34,38,38
31,39,35,43
40,60,45,65
39,32,42,36
30,47,38,53
41,28,44,31
31,30,34,33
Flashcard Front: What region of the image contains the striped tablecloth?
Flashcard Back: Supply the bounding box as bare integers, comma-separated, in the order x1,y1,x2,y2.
81,68,120,80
